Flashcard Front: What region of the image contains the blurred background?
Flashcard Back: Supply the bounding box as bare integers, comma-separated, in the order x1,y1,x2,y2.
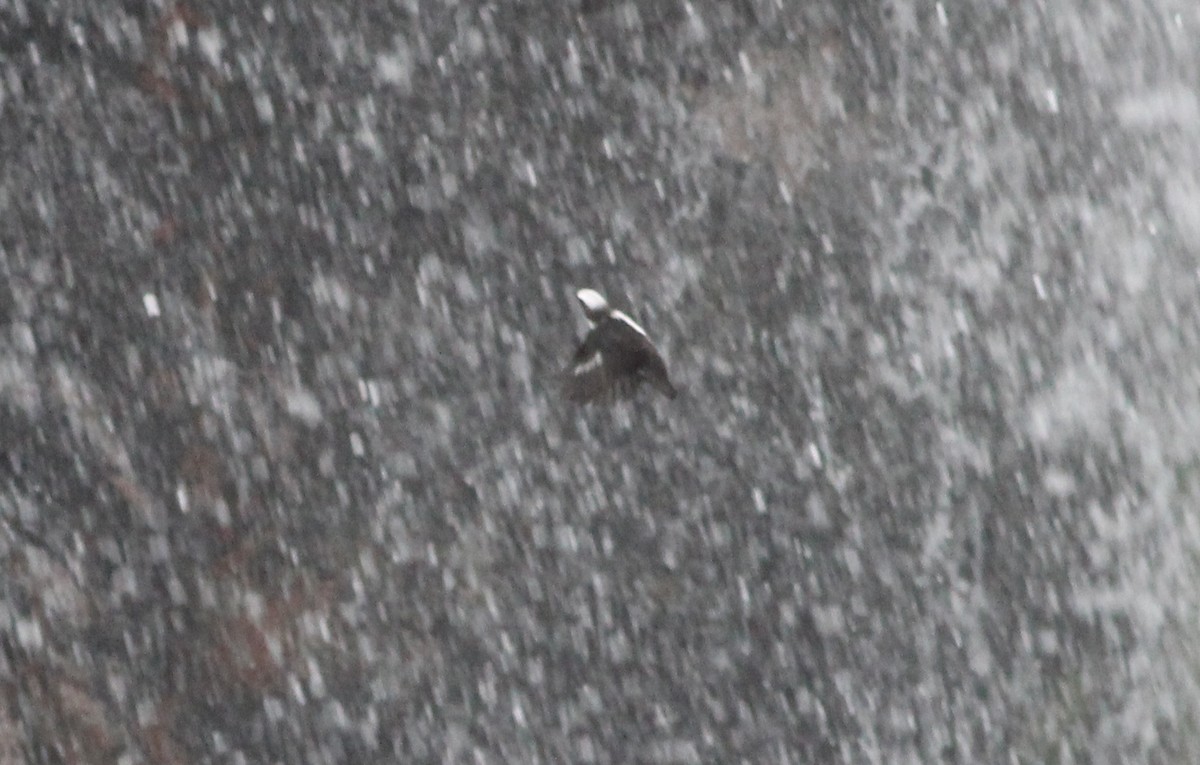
2,0,1199,762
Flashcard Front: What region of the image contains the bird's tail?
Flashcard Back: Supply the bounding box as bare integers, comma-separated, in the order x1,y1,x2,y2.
653,375,679,400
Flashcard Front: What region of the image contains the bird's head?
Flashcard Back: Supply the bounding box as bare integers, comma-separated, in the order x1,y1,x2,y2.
575,288,611,324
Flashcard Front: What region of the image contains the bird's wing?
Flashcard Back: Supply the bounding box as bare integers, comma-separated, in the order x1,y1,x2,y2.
617,322,677,399
562,330,612,403
562,318,675,403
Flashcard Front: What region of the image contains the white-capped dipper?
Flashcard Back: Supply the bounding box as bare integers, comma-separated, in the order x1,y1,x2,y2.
563,288,678,403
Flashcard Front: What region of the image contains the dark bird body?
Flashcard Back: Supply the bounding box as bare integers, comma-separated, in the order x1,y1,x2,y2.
563,289,677,403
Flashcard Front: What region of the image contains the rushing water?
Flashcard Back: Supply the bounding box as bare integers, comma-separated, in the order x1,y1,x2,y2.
1,1,1198,761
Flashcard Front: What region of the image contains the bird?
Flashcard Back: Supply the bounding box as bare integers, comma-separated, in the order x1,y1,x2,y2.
563,288,678,403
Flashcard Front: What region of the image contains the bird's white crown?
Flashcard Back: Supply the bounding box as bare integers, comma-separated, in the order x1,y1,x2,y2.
576,288,610,316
